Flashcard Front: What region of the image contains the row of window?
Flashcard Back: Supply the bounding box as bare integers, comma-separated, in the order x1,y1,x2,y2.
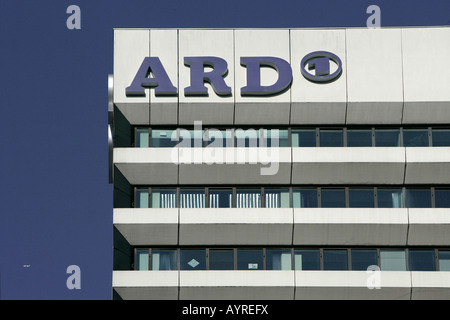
134,127,450,148
135,187,450,209
134,247,450,272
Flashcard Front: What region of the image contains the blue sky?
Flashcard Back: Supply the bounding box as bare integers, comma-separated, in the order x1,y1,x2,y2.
0,0,449,300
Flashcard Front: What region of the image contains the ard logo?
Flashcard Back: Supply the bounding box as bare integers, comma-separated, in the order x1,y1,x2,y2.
126,51,342,98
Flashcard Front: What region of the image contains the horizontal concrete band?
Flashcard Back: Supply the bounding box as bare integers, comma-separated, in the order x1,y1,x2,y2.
112,270,450,300
113,147,450,185
113,208,450,246
113,27,450,125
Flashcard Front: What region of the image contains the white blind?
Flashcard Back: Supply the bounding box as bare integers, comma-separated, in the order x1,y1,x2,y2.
180,192,205,208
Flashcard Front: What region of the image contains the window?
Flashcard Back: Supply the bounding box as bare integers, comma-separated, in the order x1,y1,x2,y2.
432,129,450,147
262,129,289,147
380,250,406,271
291,129,316,147
438,251,450,271
180,249,206,270
235,129,260,147
347,129,372,147
435,189,450,208
294,249,320,270
266,249,292,270
236,189,261,208
151,249,177,270
375,129,400,147
349,189,374,208
377,188,403,208
319,129,343,147
209,189,232,208
152,129,178,148
321,188,345,208
409,250,436,271
136,128,149,147
237,249,263,270
180,189,205,208
293,189,318,208
403,129,429,147
323,249,348,270
136,189,149,208
209,249,234,270
264,189,290,208
136,249,149,270
151,189,177,208
351,249,378,271
405,188,431,208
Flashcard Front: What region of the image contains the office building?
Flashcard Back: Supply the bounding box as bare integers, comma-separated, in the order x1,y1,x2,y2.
109,27,450,300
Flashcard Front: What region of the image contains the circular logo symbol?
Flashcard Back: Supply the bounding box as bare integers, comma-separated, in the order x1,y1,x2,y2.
300,51,342,83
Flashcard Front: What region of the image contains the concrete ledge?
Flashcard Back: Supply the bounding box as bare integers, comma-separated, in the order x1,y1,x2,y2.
113,271,179,300
113,208,179,245
179,208,293,245
407,209,450,246
179,271,295,300
295,271,411,300
178,148,292,185
411,272,450,300
292,147,405,184
293,208,409,246
405,147,450,184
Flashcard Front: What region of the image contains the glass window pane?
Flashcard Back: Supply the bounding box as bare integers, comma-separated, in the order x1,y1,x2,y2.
439,251,450,271
180,249,206,270
209,189,233,208
375,129,400,147
293,189,318,208
266,249,292,270
151,189,177,208
321,188,345,208
206,129,233,147
237,249,263,270
265,189,290,208
409,250,436,271
291,129,316,147
209,249,234,270
136,189,149,208
349,189,374,208
236,189,261,208
377,189,403,208
403,129,429,147
380,250,406,271
180,189,205,208
406,188,431,208
351,249,378,271
432,129,450,147
136,249,149,270
319,129,343,147
151,249,177,270
136,128,149,147
152,129,178,148
262,129,289,147
347,129,372,147
235,129,260,147
323,249,348,270
435,189,450,208
294,249,320,270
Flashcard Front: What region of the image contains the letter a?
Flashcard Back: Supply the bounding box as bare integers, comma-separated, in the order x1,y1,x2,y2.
66,5,81,30
366,5,381,29
66,265,81,290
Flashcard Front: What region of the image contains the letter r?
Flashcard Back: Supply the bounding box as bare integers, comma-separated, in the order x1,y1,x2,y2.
184,56,232,97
